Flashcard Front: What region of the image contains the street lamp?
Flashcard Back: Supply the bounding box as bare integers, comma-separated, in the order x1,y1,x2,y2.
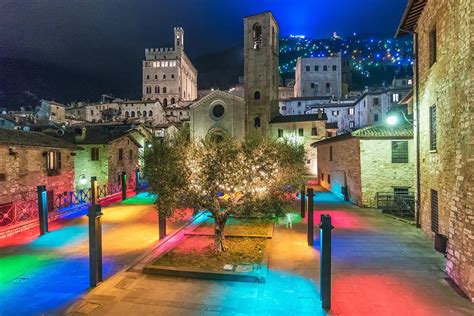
386,115,398,126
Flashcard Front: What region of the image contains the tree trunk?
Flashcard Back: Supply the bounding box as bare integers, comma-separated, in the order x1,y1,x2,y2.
214,215,228,252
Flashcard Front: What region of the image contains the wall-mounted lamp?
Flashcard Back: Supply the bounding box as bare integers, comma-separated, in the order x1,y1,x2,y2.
79,174,87,185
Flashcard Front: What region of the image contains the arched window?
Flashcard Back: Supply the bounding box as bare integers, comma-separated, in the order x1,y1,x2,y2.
311,83,315,88
254,91,261,100
253,23,262,49
143,111,147,117
149,110,153,117
326,83,331,93
154,75,158,79
146,86,151,94
323,65,328,71
163,74,166,79
131,111,136,118
171,97,175,104
137,111,141,117
163,87,167,93
163,98,168,107
315,65,319,71
332,65,337,71
155,86,160,93
254,117,261,128
306,66,310,71
125,111,129,118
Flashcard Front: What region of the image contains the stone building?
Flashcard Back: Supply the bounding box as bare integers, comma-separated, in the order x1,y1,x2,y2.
36,100,66,123
353,78,412,129
165,101,192,123
244,11,280,137
396,0,474,299
312,122,414,207
59,125,142,190
269,113,329,177
0,129,78,206
142,27,198,104
190,90,245,141
294,54,351,99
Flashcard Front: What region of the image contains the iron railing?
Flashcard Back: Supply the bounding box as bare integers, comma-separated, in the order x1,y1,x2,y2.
376,192,415,219
0,198,38,227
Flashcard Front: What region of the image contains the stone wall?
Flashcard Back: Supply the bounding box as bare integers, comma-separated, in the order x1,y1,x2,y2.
359,138,415,207
294,56,343,98
74,144,109,190
107,137,140,185
414,0,474,299
316,137,362,205
0,145,75,203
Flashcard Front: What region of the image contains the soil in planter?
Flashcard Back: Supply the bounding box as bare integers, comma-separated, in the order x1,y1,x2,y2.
193,217,273,236
153,235,266,272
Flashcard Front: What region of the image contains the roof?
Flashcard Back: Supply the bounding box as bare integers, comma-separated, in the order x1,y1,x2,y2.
190,90,244,109
0,114,17,124
311,122,413,147
396,0,428,37
58,124,143,147
269,113,328,124
0,129,80,149
399,89,414,104
326,122,338,129
279,96,333,102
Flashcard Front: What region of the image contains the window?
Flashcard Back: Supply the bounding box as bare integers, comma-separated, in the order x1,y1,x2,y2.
321,173,324,181
429,28,437,67
254,91,261,100
254,117,261,128
306,65,310,71
272,26,276,47
373,97,379,105
155,86,160,93
332,110,339,116
332,65,337,71
91,148,99,161
125,111,129,118
297,102,302,106
374,114,379,122
430,105,437,150
171,74,175,78
311,83,315,88
314,65,319,71
281,106,287,111
298,128,304,136
162,87,167,93
149,110,153,116
392,141,408,163
278,129,283,137
129,149,133,161
323,65,328,71
212,104,225,118
163,98,168,107
131,111,135,118
348,108,354,115
155,75,158,79
47,151,61,173
326,83,331,93
394,187,409,197
329,146,333,161
143,110,147,117
171,97,175,104
118,148,123,161
146,86,151,94
326,131,333,137
430,189,439,233
253,23,262,49
327,174,331,184
163,74,166,79
392,93,400,102
311,127,318,136
146,75,150,80
349,121,355,129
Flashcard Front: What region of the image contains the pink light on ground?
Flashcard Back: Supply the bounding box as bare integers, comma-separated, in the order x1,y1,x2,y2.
310,210,375,231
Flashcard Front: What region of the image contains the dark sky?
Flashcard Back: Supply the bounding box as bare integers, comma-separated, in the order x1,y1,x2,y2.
0,0,407,76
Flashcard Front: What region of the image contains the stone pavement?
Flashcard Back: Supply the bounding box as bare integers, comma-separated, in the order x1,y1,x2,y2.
67,189,474,316
0,192,190,315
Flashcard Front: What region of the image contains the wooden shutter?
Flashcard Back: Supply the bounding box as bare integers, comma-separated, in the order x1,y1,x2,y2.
430,189,439,233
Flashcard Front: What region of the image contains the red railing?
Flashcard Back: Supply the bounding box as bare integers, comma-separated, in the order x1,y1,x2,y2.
0,198,38,228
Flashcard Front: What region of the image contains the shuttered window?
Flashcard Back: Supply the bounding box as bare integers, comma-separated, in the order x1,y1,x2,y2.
430,105,437,150
429,28,437,67
431,189,439,233
392,141,409,163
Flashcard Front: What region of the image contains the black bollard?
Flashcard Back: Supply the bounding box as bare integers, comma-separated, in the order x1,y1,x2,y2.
121,172,127,200
87,204,103,287
91,176,98,205
300,187,306,219
37,185,48,235
135,168,141,194
159,214,167,240
307,188,314,246
319,214,334,310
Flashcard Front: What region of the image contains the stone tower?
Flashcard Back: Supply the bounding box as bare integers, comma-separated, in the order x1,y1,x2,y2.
174,27,184,56
244,12,280,137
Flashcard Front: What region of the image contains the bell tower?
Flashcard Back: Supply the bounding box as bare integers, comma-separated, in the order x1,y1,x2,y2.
174,27,184,56
244,12,280,137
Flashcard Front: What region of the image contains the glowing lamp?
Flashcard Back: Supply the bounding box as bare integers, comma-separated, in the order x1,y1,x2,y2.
386,115,398,126
79,174,87,185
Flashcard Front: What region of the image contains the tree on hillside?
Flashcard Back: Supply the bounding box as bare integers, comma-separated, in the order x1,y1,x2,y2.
144,132,305,252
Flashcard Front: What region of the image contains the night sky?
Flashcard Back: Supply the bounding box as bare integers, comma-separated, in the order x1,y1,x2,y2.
0,0,407,76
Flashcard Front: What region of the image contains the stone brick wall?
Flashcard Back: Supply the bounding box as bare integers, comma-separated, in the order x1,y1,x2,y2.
74,144,109,190
316,137,362,205
359,138,415,207
414,0,473,299
0,145,75,203
108,137,140,185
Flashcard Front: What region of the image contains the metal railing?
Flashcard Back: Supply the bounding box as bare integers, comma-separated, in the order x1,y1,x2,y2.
376,192,415,219
0,199,38,227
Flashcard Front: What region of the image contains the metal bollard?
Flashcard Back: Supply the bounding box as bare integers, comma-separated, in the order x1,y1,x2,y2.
121,172,127,200
135,168,141,194
90,176,98,205
307,188,314,246
37,185,48,235
319,214,334,310
159,214,167,240
87,204,103,287
300,188,306,219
